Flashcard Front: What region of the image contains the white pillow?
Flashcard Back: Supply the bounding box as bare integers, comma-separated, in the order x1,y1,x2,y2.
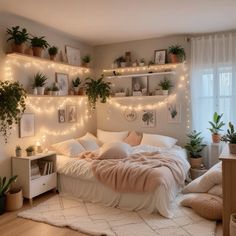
97,129,129,144
77,132,100,151
99,142,132,159
51,139,85,157
141,133,177,148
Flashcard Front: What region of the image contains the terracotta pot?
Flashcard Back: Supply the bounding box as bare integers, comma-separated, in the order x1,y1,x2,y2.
229,144,236,154
11,43,25,54
33,47,43,57
170,54,179,63
25,47,33,56
49,54,56,61
212,133,221,143
6,189,23,211
78,87,84,95
189,157,203,168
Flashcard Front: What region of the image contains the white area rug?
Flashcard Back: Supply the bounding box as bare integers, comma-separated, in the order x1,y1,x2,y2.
18,194,216,236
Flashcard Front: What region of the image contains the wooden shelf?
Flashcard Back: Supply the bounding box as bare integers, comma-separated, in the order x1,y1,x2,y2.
27,94,86,98
111,95,168,100
6,52,91,73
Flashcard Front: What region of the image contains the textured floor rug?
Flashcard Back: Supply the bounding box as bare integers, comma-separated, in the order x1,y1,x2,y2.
18,194,216,236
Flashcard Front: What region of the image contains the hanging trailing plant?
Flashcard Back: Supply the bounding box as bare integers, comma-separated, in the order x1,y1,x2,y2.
0,81,27,143
85,76,111,110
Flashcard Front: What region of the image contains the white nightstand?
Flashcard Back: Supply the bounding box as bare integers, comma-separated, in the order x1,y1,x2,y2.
12,151,57,205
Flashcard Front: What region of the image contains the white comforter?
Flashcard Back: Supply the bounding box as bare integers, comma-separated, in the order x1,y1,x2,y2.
57,144,190,218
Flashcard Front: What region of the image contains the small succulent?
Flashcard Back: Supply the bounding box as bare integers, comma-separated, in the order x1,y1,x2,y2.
48,46,58,56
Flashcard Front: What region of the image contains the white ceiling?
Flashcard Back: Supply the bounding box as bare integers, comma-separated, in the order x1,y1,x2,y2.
1,0,236,46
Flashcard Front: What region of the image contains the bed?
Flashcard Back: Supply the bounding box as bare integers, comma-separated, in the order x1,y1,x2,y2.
56,141,190,218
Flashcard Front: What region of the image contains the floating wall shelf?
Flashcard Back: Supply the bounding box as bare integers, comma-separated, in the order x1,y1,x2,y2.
110,95,168,100
6,53,91,73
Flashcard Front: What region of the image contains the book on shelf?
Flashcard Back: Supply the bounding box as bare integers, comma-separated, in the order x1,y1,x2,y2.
38,160,54,176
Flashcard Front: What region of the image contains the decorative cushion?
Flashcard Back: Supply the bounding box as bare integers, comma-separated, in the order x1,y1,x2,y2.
141,133,177,148
77,132,100,151
123,131,142,146
97,129,129,144
181,194,222,220
208,185,222,198
51,139,85,157
99,142,132,160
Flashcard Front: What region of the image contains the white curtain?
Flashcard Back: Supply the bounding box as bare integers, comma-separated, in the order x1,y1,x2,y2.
191,33,236,141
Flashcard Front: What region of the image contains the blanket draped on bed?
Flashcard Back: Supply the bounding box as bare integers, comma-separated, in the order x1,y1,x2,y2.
80,151,186,193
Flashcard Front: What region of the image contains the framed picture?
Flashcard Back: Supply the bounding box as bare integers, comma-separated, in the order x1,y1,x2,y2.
154,49,167,65
141,110,155,127
58,109,66,123
65,45,81,66
19,113,35,138
56,73,69,95
167,103,181,123
123,109,137,122
66,105,77,123
132,76,148,96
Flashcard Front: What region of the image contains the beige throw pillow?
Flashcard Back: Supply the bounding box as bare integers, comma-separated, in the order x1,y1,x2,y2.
123,131,142,146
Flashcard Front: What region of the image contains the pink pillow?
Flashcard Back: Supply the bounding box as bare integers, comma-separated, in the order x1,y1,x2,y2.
123,131,142,146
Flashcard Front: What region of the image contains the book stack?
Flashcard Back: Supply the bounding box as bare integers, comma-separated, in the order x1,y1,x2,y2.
31,163,41,180
38,160,54,176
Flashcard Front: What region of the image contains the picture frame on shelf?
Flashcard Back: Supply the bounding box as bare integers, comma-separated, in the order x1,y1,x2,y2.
56,73,69,95
167,103,181,123
19,113,35,138
141,110,155,127
154,49,167,65
58,109,66,123
132,76,148,96
66,105,77,123
123,109,137,122
65,45,81,66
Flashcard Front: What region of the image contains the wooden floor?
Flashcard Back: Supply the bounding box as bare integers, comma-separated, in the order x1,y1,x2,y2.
0,192,222,236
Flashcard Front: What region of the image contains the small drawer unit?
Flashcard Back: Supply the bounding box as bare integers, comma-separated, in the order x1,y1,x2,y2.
12,151,57,205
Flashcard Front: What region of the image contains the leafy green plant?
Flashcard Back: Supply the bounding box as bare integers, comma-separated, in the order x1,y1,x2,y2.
48,46,58,56
33,73,48,87
72,77,81,87
0,81,26,143
159,78,173,90
26,145,35,152
185,130,206,158
221,122,236,144
168,44,186,61
85,76,111,109
6,26,29,45
0,176,17,197
208,112,225,134
82,55,91,64
30,36,49,49
15,145,21,151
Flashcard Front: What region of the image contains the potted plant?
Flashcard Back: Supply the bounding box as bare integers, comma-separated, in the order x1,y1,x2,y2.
139,58,145,67
33,73,48,95
208,112,225,143
114,56,126,68
6,26,29,53
168,44,186,63
82,55,91,67
0,81,26,143
15,146,22,157
30,36,50,57
158,78,173,95
85,76,111,110
52,84,60,96
72,77,81,94
221,122,236,154
0,175,17,214
6,187,23,211
48,46,58,61
45,86,52,95
185,130,206,168
26,145,35,156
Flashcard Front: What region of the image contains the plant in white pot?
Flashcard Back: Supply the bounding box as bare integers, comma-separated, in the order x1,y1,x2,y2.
33,73,48,95
15,145,22,157
0,175,17,215
221,122,236,154
158,77,173,95
25,145,35,156
72,77,81,94
208,112,225,143
185,130,206,168
52,84,60,96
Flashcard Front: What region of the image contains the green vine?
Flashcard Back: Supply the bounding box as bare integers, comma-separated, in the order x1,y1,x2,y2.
0,81,27,143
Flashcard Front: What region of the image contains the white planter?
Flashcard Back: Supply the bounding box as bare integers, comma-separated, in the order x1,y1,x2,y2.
120,62,126,68
33,87,38,95
139,62,145,67
74,87,79,93
36,87,45,95
162,90,169,95
52,91,59,96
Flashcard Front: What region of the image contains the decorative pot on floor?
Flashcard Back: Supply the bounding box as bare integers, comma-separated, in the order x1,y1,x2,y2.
0,195,6,215
11,43,25,54
6,188,23,211
212,133,221,143
189,157,203,169
230,213,236,236
229,144,236,154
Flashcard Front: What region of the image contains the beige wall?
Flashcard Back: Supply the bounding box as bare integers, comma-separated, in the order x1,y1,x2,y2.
94,36,191,146
0,13,96,177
